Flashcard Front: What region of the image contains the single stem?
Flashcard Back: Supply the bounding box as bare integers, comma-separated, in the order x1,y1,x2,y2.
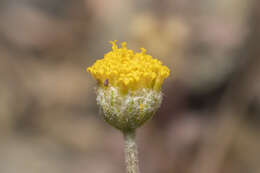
123,130,140,173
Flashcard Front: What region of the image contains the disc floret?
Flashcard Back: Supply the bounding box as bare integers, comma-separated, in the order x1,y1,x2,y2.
87,40,170,92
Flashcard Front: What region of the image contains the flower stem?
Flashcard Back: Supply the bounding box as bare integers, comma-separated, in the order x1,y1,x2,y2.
123,130,140,173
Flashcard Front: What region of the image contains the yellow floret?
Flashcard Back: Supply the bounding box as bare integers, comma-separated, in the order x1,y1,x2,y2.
87,40,170,92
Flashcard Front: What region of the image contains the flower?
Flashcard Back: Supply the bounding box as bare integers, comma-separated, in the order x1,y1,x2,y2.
87,41,170,131
87,40,170,92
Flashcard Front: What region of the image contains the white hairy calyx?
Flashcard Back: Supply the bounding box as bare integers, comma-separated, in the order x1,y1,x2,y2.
96,87,162,131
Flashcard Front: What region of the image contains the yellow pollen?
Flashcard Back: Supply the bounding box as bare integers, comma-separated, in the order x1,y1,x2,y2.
87,40,170,92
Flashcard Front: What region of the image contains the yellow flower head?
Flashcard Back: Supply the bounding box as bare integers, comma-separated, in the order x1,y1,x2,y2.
87,41,170,92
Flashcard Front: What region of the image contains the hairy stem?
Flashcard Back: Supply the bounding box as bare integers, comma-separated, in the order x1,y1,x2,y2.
123,130,140,173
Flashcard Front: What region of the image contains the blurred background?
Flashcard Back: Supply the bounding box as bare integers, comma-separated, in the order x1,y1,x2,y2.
0,0,259,172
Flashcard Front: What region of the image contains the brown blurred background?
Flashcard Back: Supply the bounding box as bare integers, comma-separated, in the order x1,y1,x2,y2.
0,0,260,173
